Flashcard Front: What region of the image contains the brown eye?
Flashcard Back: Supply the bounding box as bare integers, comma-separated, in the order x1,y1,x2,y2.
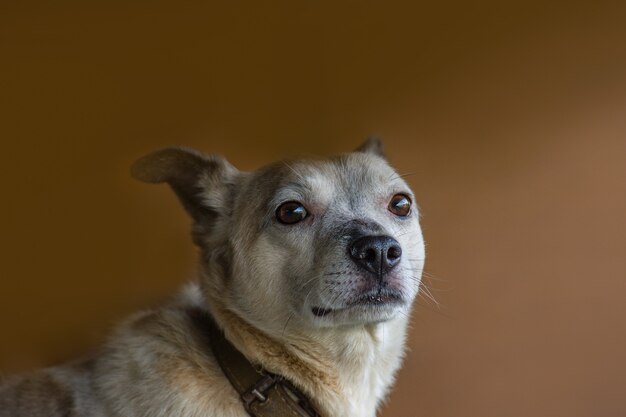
388,194,411,217
276,201,308,225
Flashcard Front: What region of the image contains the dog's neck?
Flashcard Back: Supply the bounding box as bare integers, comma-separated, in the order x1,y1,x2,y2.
205,289,410,417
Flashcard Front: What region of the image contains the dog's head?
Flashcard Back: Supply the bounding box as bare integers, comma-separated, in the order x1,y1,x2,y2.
133,138,425,335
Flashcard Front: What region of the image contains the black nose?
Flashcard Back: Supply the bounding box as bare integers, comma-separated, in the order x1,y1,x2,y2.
348,235,402,277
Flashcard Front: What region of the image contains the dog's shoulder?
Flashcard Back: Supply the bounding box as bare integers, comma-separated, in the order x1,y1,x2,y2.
0,283,244,417
99,281,213,357
91,282,245,416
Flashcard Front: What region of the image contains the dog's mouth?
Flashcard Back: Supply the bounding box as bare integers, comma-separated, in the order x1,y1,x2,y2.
311,307,333,317
311,288,404,318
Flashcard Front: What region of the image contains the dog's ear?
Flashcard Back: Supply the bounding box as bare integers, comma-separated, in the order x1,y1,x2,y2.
355,136,385,158
131,147,239,224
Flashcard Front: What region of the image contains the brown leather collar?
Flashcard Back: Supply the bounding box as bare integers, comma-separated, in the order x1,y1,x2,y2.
187,308,322,417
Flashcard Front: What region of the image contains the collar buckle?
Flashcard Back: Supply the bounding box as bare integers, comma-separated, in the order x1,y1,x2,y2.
242,374,279,410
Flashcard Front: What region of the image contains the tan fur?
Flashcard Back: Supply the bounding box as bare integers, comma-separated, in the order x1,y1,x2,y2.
0,139,425,417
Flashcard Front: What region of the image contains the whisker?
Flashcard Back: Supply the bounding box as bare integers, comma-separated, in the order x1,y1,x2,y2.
281,312,295,337
388,172,415,182
413,300,453,319
419,283,440,308
299,275,322,290
281,160,306,183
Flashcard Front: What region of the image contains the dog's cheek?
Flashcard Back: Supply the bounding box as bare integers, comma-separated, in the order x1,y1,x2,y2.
398,221,426,294
232,237,293,321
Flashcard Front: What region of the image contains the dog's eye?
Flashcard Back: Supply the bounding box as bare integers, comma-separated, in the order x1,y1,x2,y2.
388,194,411,217
276,201,308,225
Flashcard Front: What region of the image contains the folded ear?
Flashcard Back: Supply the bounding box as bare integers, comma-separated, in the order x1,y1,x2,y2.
354,136,385,158
131,147,239,224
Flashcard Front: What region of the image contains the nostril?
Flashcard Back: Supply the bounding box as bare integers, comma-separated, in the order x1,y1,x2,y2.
350,244,378,261
364,248,378,261
387,245,402,261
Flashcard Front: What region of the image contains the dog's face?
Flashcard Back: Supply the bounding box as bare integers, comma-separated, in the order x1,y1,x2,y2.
133,139,425,335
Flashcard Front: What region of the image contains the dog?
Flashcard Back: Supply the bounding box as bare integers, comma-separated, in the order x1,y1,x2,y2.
0,138,426,417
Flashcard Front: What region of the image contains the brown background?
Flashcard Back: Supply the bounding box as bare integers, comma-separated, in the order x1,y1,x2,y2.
1,1,625,416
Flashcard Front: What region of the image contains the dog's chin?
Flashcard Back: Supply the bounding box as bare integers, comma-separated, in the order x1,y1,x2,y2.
309,289,409,326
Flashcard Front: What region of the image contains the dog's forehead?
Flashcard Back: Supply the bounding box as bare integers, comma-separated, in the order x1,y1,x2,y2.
253,153,399,202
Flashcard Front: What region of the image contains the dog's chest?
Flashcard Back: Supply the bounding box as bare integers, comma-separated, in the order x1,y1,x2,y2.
328,324,406,417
